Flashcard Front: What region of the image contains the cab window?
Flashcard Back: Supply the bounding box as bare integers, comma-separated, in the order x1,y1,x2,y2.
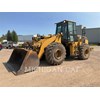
62,25,67,39
68,22,73,34
73,23,76,34
56,26,62,33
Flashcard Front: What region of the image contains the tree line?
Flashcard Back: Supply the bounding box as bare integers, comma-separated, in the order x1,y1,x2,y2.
0,30,18,42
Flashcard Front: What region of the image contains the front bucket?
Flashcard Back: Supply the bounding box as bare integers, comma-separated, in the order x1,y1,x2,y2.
7,48,39,75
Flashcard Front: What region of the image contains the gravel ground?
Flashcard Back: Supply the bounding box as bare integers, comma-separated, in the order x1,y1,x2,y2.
0,46,100,87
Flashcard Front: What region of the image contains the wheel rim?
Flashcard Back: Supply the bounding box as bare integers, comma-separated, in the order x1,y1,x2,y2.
84,49,89,56
54,49,62,60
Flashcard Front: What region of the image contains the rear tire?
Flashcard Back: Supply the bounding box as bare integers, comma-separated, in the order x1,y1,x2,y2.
78,44,90,60
45,42,66,65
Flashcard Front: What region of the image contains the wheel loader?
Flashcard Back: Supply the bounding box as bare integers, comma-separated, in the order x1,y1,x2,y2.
7,20,90,75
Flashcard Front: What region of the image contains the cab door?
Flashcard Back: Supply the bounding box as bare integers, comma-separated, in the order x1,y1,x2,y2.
68,22,76,42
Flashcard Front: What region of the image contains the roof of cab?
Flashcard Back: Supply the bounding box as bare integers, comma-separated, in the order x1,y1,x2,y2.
55,20,76,24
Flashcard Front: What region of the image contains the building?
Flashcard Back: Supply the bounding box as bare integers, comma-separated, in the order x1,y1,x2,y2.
18,27,100,44
18,35,33,42
76,25,83,35
76,25,100,44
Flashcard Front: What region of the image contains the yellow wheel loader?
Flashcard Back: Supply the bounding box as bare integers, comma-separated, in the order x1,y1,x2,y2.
7,20,90,75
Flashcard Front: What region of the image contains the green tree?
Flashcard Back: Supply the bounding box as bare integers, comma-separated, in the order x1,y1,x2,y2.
0,34,7,42
0,37,2,42
7,30,12,41
12,30,18,42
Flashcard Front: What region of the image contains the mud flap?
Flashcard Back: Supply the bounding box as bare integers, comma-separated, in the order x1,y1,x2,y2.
7,48,39,75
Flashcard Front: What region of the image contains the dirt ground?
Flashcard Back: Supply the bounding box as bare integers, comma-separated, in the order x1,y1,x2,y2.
0,46,100,87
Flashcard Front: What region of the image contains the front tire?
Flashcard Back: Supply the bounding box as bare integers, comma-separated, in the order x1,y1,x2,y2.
45,42,66,65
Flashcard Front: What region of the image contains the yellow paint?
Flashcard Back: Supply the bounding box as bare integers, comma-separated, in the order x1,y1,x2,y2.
85,39,88,44
69,38,89,56
37,33,89,59
69,42,77,56
38,34,61,59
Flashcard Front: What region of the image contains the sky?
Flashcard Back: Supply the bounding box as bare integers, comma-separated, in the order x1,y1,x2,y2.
0,12,100,36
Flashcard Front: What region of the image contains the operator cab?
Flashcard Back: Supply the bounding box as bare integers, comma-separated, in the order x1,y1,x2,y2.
56,20,77,42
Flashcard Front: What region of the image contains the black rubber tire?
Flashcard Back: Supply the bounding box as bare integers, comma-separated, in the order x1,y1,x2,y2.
45,42,66,65
78,44,90,60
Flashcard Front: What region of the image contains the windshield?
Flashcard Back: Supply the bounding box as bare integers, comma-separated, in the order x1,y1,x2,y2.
56,26,62,33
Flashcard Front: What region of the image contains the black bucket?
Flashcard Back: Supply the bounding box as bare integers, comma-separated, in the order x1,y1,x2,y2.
7,48,39,75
